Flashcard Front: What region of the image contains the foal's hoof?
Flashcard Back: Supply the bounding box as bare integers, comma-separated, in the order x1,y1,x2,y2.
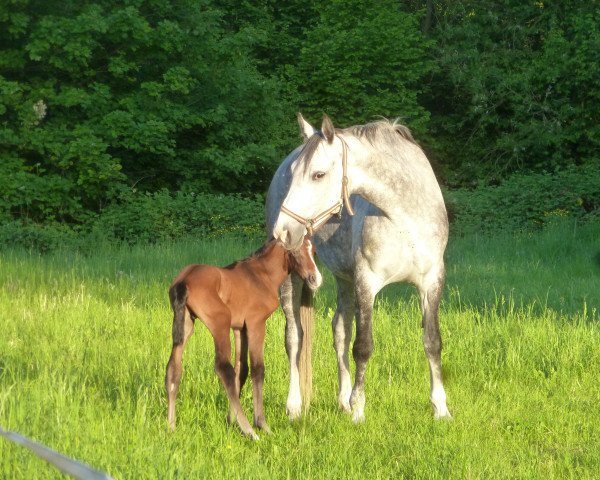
255,421,271,434
254,417,271,435
238,424,260,441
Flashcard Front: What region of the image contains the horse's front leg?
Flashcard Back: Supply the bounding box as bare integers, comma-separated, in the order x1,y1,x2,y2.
331,277,355,413
280,273,304,419
248,317,270,434
350,276,376,424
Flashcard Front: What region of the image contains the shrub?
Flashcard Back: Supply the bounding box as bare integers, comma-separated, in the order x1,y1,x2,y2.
93,190,265,243
445,165,600,235
0,221,79,252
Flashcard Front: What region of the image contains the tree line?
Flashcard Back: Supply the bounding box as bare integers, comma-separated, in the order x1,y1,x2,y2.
1,0,598,228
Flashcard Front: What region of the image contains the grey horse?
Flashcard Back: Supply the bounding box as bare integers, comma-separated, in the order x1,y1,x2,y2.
266,114,451,422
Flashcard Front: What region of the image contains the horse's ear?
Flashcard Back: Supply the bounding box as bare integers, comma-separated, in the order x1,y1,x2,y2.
321,114,335,144
297,112,315,141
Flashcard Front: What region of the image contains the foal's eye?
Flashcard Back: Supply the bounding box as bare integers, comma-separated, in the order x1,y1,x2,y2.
312,171,326,181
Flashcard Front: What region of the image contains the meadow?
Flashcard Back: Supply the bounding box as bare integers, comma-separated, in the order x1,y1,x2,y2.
1,220,599,479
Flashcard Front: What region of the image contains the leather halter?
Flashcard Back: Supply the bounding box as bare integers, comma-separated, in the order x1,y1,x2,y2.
280,135,355,236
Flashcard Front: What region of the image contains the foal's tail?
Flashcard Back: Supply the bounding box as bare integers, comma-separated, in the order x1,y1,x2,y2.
299,282,314,411
169,282,188,344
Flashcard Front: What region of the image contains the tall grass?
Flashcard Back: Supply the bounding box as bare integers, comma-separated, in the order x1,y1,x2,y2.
1,221,599,479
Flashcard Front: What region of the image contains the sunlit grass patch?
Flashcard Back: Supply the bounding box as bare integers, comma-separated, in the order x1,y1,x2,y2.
1,221,599,478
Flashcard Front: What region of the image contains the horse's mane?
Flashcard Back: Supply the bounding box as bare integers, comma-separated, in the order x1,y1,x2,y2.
297,119,417,169
223,239,279,270
345,119,417,145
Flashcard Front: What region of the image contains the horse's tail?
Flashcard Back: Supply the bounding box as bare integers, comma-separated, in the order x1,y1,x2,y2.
299,281,314,411
169,281,188,345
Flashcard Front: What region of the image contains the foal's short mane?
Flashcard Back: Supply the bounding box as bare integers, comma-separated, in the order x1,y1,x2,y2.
297,119,417,170
223,239,279,270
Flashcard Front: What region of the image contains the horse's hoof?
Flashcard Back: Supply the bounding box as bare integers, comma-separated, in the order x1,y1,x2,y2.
349,389,365,424
434,410,453,421
351,411,365,424
432,400,452,420
338,400,352,414
286,404,302,421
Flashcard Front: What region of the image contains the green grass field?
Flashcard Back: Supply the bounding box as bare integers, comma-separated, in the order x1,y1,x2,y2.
1,221,599,479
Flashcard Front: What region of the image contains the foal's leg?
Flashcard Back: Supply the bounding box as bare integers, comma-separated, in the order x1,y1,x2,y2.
280,273,305,419
233,327,249,397
331,277,355,413
350,275,377,423
247,317,270,433
209,321,257,440
165,307,195,430
420,269,451,419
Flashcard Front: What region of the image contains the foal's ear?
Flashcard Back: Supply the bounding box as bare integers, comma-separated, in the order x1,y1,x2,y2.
321,114,335,144
297,112,316,141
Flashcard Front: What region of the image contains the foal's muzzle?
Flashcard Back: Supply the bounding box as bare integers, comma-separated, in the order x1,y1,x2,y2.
306,273,322,290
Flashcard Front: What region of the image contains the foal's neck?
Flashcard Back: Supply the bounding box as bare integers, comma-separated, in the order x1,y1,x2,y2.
253,241,289,288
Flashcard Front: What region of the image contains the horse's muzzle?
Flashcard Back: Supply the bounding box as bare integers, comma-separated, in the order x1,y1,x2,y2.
273,217,306,250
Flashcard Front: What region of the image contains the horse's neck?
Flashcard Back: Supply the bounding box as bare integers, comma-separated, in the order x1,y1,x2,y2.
346,137,443,219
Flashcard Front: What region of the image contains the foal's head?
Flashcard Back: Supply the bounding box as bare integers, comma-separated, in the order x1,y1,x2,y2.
288,236,322,291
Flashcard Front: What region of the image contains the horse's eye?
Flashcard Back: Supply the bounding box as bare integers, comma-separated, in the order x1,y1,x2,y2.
312,171,326,181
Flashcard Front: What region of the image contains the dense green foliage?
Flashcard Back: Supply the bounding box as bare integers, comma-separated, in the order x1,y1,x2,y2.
291,0,433,134
0,0,289,225
0,190,265,251
446,164,600,235
1,0,598,238
1,225,599,478
429,1,600,184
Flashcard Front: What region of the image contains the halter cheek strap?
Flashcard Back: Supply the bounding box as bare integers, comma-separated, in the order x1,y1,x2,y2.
280,135,354,236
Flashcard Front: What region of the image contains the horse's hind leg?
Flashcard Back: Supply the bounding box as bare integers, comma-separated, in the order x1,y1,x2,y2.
332,277,355,413
165,291,195,431
420,269,451,419
248,318,270,433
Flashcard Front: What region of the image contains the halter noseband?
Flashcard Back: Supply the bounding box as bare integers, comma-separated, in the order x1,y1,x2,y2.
280,135,355,236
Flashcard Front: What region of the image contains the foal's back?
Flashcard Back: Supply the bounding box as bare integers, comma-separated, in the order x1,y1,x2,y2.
171,254,282,331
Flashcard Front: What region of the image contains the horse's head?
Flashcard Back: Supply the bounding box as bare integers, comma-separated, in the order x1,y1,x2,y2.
289,236,322,290
273,113,352,250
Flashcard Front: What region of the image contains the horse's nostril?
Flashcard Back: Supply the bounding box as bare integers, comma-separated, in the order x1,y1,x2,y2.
309,274,316,284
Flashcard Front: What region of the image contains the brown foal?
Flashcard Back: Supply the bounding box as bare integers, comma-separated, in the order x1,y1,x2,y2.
165,237,321,440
